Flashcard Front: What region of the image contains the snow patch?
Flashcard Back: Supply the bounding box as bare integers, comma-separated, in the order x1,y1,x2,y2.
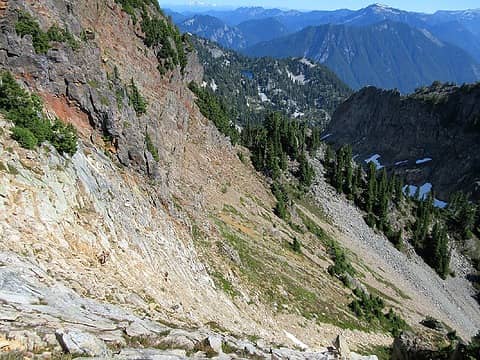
258,91,269,103
292,110,305,118
286,69,307,85
395,160,408,166
420,29,444,47
320,133,332,141
299,58,316,68
416,157,432,165
365,154,384,169
403,183,447,208
210,79,218,92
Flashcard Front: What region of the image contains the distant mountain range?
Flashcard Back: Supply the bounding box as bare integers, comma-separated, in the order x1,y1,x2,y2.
168,4,480,92
246,21,480,93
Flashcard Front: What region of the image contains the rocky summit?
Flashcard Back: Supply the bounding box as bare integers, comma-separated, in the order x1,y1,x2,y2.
0,1,479,360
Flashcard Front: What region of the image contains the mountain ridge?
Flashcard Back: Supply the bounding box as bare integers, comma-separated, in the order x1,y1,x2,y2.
244,20,480,93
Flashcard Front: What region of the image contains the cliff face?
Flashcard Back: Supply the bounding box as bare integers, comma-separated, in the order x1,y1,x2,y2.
327,83,480,201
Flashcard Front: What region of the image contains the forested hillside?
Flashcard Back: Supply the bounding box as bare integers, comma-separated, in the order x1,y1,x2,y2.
193,37,351,127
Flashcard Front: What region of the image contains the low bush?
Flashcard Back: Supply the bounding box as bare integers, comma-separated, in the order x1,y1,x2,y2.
0,71,78,156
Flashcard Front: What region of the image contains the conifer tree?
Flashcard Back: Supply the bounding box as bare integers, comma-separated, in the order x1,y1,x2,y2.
335,147,345,193
366,162,377,217
344,145,353,197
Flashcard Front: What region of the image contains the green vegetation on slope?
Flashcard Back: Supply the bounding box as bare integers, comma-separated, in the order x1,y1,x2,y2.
0,71,77,156
323,144,480,280
115,0,189,74
15,10,79,54
193,37,351,128
298,207,408,335
188,81,240,144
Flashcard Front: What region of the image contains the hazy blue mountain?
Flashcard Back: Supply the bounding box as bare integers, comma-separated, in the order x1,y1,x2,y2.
209,7,288,25
178,15,247,50
429,9,480,36
164,9,187,24
245,21,480,93
340,4,428,27
275,9,354,32
429,21,480,62
237,17,290,45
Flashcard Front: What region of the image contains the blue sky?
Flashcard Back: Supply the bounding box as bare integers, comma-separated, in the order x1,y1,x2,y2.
162,1,480,12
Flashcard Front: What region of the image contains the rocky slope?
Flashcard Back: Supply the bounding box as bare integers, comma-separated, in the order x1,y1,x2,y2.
0,0,479,359
326,82,480,202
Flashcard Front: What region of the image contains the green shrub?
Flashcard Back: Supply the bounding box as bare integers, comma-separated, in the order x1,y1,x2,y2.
15,10,50,54
0,71,78,156
291,237,302,253
128,79,147,116
350,288,408,336
47,24,79,50
50,119,78,156
145,133,159,161
15,11,79,53
11,127,38,149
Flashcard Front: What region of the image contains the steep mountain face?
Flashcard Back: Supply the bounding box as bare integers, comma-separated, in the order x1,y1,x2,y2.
179,15,247,50
1,1,480,358
194,37,351,126
326,83,480,201
245,21,480,93
428,21,480,62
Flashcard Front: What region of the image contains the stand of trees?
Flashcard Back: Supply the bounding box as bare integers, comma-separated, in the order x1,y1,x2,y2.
323,145,454,279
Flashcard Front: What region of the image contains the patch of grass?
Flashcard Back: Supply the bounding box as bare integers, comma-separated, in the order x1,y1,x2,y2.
298,208,355,282
358,345,392,360
145,133,159,161
7,164,19,175
211,271,239,298
0,161,6,172
87,79,99,88
221,341,237,354
214,219,366,330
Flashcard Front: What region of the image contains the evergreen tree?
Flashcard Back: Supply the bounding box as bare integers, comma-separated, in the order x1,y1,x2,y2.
427,223,450,278
335,147,345,193
298,152,314,188
344,145,353,197
366,162,377,217
377,169,389,230
395,176,404,203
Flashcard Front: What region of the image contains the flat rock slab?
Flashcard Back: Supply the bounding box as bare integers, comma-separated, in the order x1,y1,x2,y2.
56,328,110,357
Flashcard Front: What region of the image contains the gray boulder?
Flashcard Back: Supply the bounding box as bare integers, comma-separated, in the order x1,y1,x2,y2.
55,329,109,357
